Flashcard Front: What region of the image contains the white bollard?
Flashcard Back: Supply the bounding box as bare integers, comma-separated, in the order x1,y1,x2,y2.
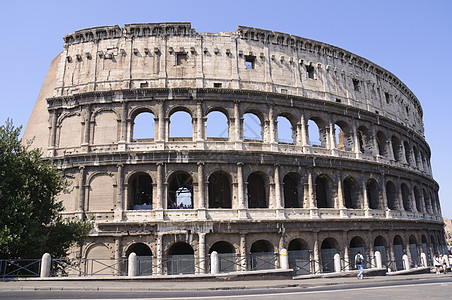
280,248,289,270
334,253,341,273
128,252,138,277
402,254,410,271
211,251,219,274
40,253,51,278
420,252,427,267
375,251,382,269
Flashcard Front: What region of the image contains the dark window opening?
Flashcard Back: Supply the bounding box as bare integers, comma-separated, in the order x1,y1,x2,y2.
316,175,333,208
306,65,315,79
401,183,411,211
245,55,256,69
405,106,409,115
367,179,380,209
250,240,275,271
129,173,153,210
213,82,222,88
352,79,360,92
176,52,187,66
126,243,152,257
336,98,341,103
208,171,232,208
247,173,267,208
168,172,193,209
283,174,301,208
344,177,360,209
385,92,390,104
386,181,398,210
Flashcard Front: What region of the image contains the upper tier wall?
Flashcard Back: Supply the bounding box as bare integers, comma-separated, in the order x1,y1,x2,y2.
56,23,424,136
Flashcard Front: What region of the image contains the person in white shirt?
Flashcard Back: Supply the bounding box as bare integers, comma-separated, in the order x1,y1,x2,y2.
355,251,364,279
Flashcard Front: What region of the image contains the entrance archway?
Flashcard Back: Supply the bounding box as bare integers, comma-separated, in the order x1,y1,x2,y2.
209,241,236,273
320,238,339,273
167,242,195,275
250,240,275,270
288,239,310,275
126,243,153,275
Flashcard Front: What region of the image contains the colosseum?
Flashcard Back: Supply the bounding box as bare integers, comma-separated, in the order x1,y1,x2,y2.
23,22,445,275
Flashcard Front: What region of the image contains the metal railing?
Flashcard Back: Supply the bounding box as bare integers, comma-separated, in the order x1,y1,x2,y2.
0,259,41,278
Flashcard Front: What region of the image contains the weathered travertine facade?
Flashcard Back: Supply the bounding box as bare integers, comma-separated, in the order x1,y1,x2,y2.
23,23,444,274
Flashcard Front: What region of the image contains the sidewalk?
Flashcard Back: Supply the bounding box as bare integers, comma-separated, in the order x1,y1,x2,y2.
1,271,450,291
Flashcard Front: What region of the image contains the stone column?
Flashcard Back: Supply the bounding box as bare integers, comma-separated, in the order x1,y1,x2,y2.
156,163,163,210
156,234,163,274
274,164,282,209
328,120,335,150
313,232,320,274
196,100,204,142
115,164,123,220
380,173,388,210
353,124,361,156
114,238,121,275
240,234,247,271
119,101,127,145
198,233,206,274
78,167,86,213
48,111,58,156
234,101,243,150
300,113,308,148
157,100,165,144
344,240,350,271
362,177,369,210
237,162,245,209
198,163,206,220
307,171,315,209
396,177,404,211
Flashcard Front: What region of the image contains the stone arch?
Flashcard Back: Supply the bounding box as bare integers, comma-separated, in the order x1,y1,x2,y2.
367,178,380,209
87,173,115,211
391,135,402,162
126,242,153,257
357,125,372,154
374,236,388,266
92,110,119,145
247,172,268,208
167,171,193,209
250,240,275,270
350,236,366,269
386,181,398,210
243,112,263,141
58,113,82,148
283,172,302,208
423,188,431,213
316,174,333,208
403,141,411,164
208,171,232,208
393,235,405,271
376,131,388,157
401,183,411,211
132,110,155,140
287,238,310,276
307,117,327,147
334,120,353,151
408,235,419,267
276,115,295,144
209,241,236,273
169,109,193,139
343,176,360,209
412,145,420,168
320,238,339,273
85,243,114,275
167,241,195,275
128,172,153,210
413,186,422,212
206,110,229,139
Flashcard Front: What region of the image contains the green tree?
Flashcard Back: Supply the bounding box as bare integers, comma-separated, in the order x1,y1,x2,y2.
0,120,92,259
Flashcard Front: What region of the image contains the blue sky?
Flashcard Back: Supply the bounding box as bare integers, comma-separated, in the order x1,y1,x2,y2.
1,0,451,217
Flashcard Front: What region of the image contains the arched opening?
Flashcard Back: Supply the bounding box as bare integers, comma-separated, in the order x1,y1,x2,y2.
288,239,310,276
208,171,232,208
409,236,419,267
421,235,430,265
209,241,235,273
133,111,155,140
367,179,380,209
277,116,294,144
283,173,302,208
423,188,431,213
401,183,411,211
316,175,333,208
393,235,404,271
414,186,422,212
343,177,360,209
430,191,438,214
167,242,195,275
308,118,326,147
357,126,372,154
431,235,438,255
126,243,153,275
376,131,388,157
168,172,193,209
412,145,419,168
350,237,366,269
243,113,262,141
386,181,398,210
391,136,401,162
403,141,411,164
169,111,193,139
247,172,267,208
374,236,388,267
321,238,339,273
206,110,229,139
334,121,353,151
129,172,153,210
250,240,275,270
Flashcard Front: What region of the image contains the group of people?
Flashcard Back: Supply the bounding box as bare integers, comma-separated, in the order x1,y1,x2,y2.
433,253,451,274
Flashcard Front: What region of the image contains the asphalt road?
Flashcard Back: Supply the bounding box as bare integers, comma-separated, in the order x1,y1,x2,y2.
1,276,452,300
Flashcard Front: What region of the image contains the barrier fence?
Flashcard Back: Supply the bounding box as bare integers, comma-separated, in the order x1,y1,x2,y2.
0,249,432,279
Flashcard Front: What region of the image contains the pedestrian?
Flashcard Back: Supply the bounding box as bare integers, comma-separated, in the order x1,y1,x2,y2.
441,254,448,274
355,251,364,279
433,254,441,274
